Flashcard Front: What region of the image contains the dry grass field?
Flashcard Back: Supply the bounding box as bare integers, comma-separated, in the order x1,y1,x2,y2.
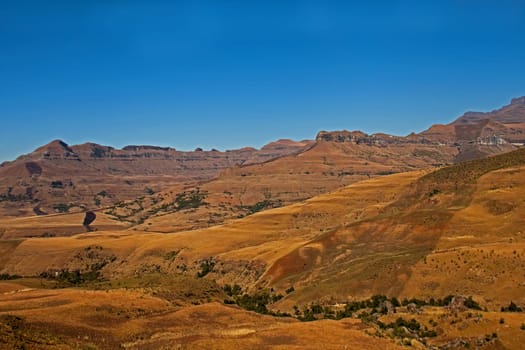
1,148,525,348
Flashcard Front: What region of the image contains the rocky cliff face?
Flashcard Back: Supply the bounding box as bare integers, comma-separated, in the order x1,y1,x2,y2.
0,139,311,216
1,97,524,218
455,96,525,125
316,130,433,145
314,97,525,164
421,97,525,143
419,97,525,161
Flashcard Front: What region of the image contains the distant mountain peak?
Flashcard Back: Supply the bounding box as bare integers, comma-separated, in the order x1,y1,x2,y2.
510,96,525,105
34,139,73,154
47,139,70,148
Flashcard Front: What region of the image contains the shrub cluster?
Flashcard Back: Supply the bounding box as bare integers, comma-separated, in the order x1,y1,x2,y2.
196,259,215,278
501,301,523,312
223,284,288,317
0,273,22,280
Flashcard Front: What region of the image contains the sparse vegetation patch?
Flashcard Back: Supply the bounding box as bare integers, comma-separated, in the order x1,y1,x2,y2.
196,259,215,278
222,284,288,317
0,273,22,280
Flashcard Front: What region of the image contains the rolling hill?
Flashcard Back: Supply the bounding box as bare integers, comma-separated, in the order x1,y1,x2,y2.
1,147,525,349
2,148,525,305
1,97,525,349
2,97,524,223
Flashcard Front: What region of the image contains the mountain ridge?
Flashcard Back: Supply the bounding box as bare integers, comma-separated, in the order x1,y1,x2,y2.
1,100,525,349
0,96,523,218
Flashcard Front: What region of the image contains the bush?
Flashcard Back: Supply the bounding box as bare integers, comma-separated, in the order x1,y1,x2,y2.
223,283,242,297
0,273,22,280
501,301,523,312
196,260,215,278
40,269,99,285
53,203,71,213
225,287,290,318
175,189,207,210
464,296,482,310
236,292,271,314
51,181,64,189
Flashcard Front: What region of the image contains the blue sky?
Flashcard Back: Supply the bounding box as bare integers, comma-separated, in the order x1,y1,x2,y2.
1,1,524,162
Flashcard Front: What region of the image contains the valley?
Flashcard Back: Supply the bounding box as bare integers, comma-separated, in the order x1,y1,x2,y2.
1,98,525,349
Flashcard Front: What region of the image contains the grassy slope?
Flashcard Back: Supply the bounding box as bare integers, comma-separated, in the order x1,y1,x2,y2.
2,148,525,308
0,283,404,350
1,149,525,349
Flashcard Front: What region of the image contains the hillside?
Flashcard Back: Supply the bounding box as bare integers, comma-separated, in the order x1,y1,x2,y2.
2,148,525,304
1,148,525,348
420,97,525,161
123,137,458,233
2,97,524,230
0,139,312,217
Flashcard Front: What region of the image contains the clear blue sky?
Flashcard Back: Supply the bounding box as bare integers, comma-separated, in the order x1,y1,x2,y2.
1,1,524,162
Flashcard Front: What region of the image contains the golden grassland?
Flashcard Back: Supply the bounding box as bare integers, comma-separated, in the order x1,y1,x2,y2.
1,148,525,348
0,278,407,350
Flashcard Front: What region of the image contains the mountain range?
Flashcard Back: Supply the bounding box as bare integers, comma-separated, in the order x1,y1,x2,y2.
0,97,523,220
0,97,525,349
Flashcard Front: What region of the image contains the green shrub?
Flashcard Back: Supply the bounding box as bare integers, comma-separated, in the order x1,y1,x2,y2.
501,301,522,312
196,260,215,278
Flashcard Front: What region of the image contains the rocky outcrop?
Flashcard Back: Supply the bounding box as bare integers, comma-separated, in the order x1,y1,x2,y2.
418,97,525,161
0,138,313,216
316,130,433,146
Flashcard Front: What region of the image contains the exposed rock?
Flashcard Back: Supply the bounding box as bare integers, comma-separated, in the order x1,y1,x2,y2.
122,145,174,152
406,303,421,314
511,96,525,105
316,129,435,146
380,300,395,314
448,296,467,313
0,138,311,216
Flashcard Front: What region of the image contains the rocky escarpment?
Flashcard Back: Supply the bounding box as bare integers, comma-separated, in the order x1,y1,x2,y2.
0,139,311,216
421,96,525,145
316,130,434,145
317,97,525,163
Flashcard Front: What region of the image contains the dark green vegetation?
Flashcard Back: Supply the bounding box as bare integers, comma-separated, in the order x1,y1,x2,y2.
39,268,103,286
223,284,288,316
50,181,64,189
196,259,215,278
224,291,486,326
173,189,208,210
377,317,437,339
291,295,482,322
288,295,490,346
501,301,523,312
52,203,73,213
0,273,21,280
39,247,117,286
240,199,283,215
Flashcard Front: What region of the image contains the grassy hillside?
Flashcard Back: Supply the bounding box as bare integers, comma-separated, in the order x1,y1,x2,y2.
1,148,525,349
